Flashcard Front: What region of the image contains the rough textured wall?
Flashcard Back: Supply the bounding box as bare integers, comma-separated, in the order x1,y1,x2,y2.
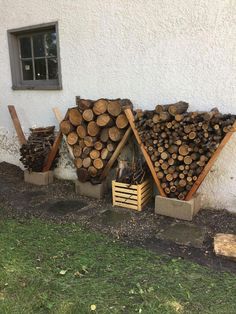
0,0,236,211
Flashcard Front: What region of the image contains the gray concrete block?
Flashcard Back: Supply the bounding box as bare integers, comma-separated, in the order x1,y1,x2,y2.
155,194,201,221
75,180,107,199
24,170,54,186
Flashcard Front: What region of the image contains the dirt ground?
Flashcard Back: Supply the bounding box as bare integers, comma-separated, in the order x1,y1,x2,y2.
0,162,235,273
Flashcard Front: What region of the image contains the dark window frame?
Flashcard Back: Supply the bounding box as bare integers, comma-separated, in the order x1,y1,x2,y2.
8,22,62,90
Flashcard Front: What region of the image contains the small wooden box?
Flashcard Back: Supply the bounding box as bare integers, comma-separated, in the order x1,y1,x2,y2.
112,179,152,211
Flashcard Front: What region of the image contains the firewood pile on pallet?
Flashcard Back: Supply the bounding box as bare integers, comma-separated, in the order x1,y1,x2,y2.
60,98,131,184
134,101,236,200
20,126,57,172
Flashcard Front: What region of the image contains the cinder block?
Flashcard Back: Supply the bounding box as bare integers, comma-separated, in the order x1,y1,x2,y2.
24,170,54,186
75,180,107,199
155,194,201,221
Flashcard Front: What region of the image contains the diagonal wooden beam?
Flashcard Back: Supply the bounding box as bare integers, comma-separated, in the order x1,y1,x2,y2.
124,108,166,197
185,121,236,201
8,105,27,145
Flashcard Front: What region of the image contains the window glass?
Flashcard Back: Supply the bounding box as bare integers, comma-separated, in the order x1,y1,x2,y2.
48,58,58,79
35,59,46,80
46,32,57,56
33,34,45,57
19,37,32,58
22,60,33,80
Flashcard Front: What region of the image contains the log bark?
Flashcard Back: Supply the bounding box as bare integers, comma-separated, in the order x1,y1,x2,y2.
77,99,92,111
100,128,109,142
77,168,89,182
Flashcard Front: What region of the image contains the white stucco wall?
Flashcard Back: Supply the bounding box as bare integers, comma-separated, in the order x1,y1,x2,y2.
0,0,236,211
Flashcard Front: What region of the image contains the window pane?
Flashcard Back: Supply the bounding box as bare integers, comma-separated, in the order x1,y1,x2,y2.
45,31,57,56
22,60,33,80
20,37,32,58
33,34,45,57
35,59,46,80
48,58,58,79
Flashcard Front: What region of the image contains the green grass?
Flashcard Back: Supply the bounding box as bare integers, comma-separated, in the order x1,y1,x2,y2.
0,219,235,314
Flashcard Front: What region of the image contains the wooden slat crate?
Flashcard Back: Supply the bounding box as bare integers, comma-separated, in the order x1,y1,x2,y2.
112,179,153,211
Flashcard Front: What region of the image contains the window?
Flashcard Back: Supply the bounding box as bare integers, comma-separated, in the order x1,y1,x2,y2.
8,22,62,90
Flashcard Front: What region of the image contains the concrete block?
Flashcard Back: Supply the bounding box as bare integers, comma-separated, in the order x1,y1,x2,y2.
155,194,201,221
75,180,107,199
24,170,54,186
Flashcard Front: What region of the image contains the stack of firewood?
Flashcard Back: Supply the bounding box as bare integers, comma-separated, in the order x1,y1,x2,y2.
20,126,56,172
135,101,236,200
60,98,131,183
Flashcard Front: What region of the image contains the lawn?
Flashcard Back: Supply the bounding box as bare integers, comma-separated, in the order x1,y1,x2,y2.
0,219,235,314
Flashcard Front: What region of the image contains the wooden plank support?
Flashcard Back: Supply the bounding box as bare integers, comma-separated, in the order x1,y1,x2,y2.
185,120,236,201
8,105,27,145
42,132,62,172
124,108,166,197
100,126,132,180
53,107,74,160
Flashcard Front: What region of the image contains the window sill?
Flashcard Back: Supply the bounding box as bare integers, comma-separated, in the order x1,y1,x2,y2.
12,84,62,91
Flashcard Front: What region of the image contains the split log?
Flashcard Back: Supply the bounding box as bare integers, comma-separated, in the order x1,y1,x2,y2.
97,114,112,127
67,132,78,145
90,149,100,159
77,125,87,138
74,158,83,169
107,100,122,117
73,145,82,158
93,158,104,170
93,99,108,115
60,120,73,135
94,141,104,150
68,108,82,126
87,121,100,136
116,114,129,129
82,157,92,168
84,136,95,147
82,109,94,122
108,126,122,142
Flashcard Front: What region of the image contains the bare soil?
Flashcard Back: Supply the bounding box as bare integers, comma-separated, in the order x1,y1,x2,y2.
0,162,235,273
